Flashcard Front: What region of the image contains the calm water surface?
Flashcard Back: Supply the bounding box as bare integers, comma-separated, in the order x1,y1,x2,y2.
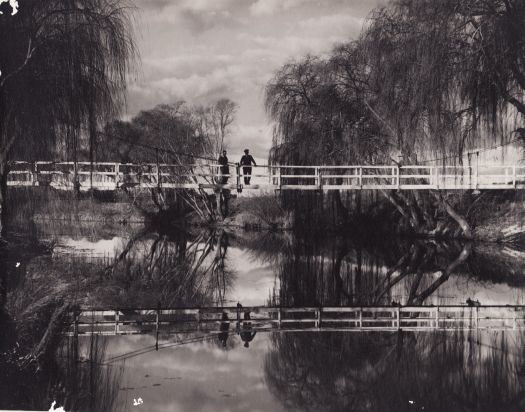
1,221,525,411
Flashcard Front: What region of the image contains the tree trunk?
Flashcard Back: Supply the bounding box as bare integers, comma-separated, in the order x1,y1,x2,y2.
0,159,8,237
30,302,73,367
412,243,471,305
432,191,473,239
215,189,224,220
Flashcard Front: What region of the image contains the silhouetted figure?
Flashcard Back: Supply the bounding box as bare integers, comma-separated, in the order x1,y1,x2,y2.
218,312,230,348
240,310,256,348
466,298,481,307
236,302,242,333
120,308,142,326
240,149,256,185
391,300,401,307
218,150,229,184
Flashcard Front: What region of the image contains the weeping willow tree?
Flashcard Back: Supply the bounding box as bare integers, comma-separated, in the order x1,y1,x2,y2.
266,0,525,237
0,0,137,235
266,54,385,226
362,0,525,161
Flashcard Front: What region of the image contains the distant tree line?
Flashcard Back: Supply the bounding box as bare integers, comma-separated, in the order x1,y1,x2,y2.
97,98,237,164
266,0,525,237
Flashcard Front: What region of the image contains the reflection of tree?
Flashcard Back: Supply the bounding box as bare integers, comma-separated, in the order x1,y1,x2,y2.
265,330,525,411
274,234,472,307
56,335,123,412
99,228,235,308
0,302,122,411
264,332,393,410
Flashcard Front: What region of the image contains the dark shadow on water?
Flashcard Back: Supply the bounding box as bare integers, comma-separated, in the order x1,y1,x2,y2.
0,327,122,411
265,330,525,412
261,232,524,307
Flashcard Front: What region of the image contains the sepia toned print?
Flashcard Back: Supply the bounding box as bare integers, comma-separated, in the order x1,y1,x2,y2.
1,1,525,411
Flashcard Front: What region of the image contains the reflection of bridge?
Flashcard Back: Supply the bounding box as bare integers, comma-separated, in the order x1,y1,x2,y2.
8,161,525,191
67,305,525,336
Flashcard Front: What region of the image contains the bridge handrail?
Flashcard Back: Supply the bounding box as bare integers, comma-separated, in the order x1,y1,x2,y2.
65,305,525,336
7,161,525,191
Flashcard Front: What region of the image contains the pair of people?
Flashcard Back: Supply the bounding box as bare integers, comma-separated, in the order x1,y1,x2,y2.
217,149,257,185
217,305,256,348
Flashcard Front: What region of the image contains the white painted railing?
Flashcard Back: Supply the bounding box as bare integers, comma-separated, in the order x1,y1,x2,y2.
7,161,525,191
66,305,525,336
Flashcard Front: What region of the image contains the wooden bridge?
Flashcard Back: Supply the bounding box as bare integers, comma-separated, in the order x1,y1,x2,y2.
8,161,525,191
66,305,525,336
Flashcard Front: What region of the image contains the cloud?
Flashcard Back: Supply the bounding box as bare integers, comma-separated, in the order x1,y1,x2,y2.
297,14,365,38
140,0,171,11
228,123,273,159
249,0,313,16
142,54,236,82
127,0,383,157
139,0,243,34
177,0,239,13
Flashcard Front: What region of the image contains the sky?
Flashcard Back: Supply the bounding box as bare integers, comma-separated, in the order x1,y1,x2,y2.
126,0,384,163
108,334,285,412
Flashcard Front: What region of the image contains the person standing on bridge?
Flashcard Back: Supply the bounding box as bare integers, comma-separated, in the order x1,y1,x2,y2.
218,150,229,184
239,149,257,185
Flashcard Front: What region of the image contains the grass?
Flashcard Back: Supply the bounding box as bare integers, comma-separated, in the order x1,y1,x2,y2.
6,187,146,224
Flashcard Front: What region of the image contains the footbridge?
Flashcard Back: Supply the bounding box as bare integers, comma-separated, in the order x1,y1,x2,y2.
8,161,525,191
66,305,525,336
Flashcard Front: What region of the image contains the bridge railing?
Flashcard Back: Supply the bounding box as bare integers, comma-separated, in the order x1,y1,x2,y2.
66,305,525,336
7,161,525,191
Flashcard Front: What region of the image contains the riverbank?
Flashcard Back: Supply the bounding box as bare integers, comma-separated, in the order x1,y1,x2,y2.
5,187,525,242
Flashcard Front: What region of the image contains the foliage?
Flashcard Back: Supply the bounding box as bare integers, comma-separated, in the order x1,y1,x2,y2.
265,0,525,237
0,0,137,233
0,0,137,161
267,0,525,167
100,99,237,164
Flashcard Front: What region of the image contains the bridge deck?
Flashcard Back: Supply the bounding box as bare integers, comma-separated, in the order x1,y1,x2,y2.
8,161,525,191
66,305,525,336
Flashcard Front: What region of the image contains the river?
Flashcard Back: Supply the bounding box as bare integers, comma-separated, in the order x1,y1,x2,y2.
1,220,525,411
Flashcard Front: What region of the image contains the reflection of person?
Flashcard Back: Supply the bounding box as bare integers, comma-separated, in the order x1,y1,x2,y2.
218,312,230,348
239,149,256,185
240,311,256,348
218,150,229,184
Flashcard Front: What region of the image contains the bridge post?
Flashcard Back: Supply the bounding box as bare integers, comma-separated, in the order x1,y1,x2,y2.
155,308,160,350
396,166,400,190
74,312,79,337
31,161,38,186
358,167,363,189
197,310,201,331
391,166,395,187
114,163,120,189
156,149,161,189
236,163,241,193
513,165,517,188
115,310,119,335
